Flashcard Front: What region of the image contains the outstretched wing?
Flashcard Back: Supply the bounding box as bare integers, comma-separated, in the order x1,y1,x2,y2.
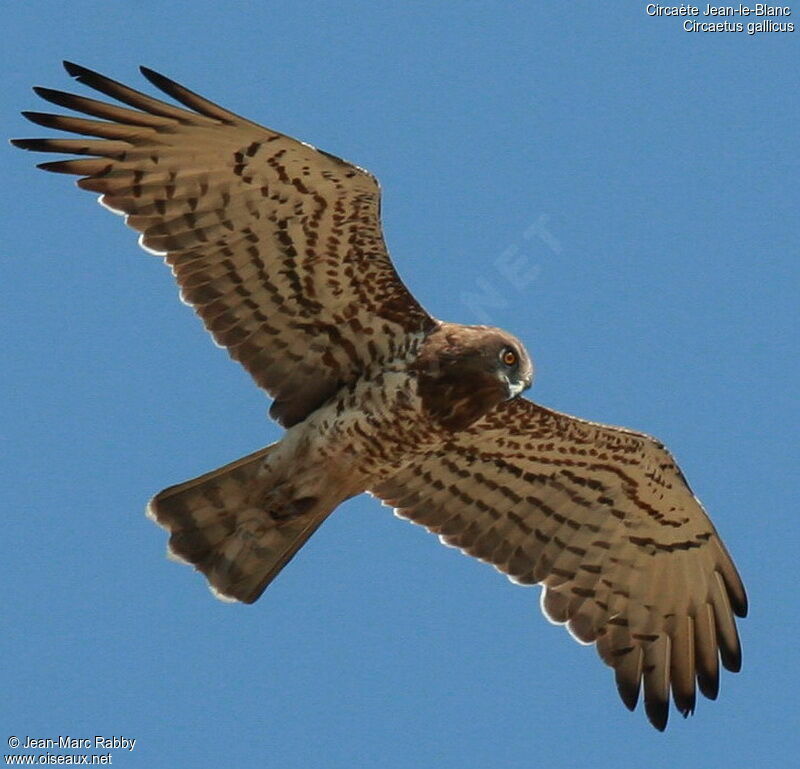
12,62,434,427
371,397,747,730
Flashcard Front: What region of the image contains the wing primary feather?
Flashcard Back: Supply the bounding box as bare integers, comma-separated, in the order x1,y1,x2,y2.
712,537,748,617
10,137,131,157
32,86,172,128
36,158,112,176
19,111,152,141
642,634,671,731
711,570,743,672
139,66,251,125
694,603,720,700
613,644,644,711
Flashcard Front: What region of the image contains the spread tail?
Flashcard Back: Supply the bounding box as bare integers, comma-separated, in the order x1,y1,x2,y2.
147,444,330,603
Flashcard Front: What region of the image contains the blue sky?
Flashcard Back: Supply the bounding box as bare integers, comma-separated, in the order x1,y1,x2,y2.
2,3,798,767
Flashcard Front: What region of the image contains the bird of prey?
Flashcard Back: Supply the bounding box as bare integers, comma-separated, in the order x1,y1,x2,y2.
12,62,747,731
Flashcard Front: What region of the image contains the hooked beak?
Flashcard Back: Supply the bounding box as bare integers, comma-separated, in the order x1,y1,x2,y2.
504,375,532,399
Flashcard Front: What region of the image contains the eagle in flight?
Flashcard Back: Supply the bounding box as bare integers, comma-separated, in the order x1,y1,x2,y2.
13,62,747,731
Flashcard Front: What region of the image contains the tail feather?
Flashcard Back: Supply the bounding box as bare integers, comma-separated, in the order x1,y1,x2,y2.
147,444,330,603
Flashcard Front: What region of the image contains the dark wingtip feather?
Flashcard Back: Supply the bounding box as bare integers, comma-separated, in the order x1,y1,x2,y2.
63,60,110,91
697,671,720,701
31,86,73,109
36,160,70,173
673,691,696,719
20,111,58,129
10,138,50,152
63,60,88,78
139,65,173,92
721,644,742,673
615,678,640,712
645,702,669,732
35,159,101,175
734,588,748,618
645,698,669,732
138,66,192,107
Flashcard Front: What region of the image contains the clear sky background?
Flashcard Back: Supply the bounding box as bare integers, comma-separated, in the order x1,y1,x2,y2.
2,3,798,768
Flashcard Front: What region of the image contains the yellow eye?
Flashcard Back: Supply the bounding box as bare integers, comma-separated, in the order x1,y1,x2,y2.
502,349,517,367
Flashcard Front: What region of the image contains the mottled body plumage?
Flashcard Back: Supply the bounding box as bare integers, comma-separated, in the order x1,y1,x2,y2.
13,62,746,731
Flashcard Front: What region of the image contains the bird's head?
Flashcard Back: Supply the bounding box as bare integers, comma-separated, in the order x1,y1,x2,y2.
415,323,534,431
490,331,534,399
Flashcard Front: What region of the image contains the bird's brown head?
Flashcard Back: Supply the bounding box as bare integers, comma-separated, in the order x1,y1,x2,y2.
414,323,534,432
